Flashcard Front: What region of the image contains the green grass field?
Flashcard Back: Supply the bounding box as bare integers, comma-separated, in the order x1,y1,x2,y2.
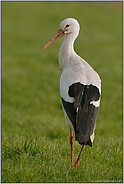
2,1,123,183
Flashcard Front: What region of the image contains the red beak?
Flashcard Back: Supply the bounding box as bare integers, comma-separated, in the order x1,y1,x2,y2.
42,29,65,50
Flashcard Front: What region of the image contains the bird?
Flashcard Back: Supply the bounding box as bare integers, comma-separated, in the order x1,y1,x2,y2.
42,18,101,168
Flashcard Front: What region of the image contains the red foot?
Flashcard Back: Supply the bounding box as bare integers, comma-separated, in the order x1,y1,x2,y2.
75,160,79,168
74,145,84,168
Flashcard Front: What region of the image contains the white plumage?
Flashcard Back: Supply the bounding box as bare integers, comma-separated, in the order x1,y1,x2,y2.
42,18,101,168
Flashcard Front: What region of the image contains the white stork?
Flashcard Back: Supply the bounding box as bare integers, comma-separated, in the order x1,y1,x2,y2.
42,18,101,168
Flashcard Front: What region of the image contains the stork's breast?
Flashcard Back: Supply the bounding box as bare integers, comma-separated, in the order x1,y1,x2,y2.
60,68,87,103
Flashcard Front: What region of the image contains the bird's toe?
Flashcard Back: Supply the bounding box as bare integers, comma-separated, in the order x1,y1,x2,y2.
75,160,79,168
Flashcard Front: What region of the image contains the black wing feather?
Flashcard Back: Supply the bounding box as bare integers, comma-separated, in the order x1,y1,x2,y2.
62,82,100,147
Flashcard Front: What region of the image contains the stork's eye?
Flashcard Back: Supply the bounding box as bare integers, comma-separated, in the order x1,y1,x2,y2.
65,24,70,28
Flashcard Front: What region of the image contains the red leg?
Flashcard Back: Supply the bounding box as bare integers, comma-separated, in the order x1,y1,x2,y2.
70,126,74,167
75,145,84,168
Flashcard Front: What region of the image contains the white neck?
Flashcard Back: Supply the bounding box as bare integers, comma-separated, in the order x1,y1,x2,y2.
61,34,75,54
59,32,78,72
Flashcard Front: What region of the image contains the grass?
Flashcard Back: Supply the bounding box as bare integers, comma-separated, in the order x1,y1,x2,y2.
2,1,123,183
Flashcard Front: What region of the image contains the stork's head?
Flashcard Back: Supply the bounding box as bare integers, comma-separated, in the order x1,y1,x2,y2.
59,18,80,35
42,18,80,50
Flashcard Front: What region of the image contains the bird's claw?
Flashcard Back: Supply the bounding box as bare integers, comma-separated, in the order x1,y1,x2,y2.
75,160,79,168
